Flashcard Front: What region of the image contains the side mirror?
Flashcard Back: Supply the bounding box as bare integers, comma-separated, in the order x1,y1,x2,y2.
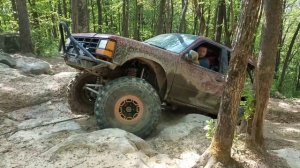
184,50,199,64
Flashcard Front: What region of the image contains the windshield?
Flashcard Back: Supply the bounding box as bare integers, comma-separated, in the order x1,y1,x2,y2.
144,34,198,53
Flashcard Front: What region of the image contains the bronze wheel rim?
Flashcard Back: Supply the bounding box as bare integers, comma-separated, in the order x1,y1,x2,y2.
114,95,144,125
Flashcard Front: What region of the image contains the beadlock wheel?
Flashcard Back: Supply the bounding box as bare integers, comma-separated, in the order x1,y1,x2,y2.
114,95,144,125
94,77,161,138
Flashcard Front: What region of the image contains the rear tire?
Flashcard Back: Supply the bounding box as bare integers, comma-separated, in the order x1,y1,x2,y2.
67,72,97,115
94,77,161,138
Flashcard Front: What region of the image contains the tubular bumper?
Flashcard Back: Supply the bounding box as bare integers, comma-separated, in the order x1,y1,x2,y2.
59,22,116,69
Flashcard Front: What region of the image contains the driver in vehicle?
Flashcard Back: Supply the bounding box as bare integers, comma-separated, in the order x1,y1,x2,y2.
197,46,210,69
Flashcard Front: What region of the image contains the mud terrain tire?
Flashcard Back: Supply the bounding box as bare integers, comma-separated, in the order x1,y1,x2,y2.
95,77,161,138
67,72,97,115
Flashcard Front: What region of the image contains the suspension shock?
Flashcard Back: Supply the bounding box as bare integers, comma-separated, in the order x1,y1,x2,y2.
127,68,138,77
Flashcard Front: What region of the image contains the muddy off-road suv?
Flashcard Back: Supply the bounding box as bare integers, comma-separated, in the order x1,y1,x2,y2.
59,22,254,138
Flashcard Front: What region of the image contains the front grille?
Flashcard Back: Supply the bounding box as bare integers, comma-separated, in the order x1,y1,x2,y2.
71,37,100,56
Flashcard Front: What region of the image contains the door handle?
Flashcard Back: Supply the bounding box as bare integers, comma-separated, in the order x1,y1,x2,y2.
215,76,224,82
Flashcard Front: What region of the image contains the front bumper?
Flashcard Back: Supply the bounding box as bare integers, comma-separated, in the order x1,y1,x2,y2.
59,22,116,70
63,53,116,71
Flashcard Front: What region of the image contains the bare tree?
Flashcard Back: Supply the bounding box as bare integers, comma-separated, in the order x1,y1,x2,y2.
165,0,174,33
90,0,96,32
297,62,300,91
197,0,261,166
275,0,287,78
28,0,39,28
156,0,167,35
134,0,143,40
97,0,103,33
71,0,89,33
62,0,68,18
193,0,206,35
122,0,129,37
178,0,188,33
249,0,282,148
16,0,34,53
215,0,225,42
10,0,18,20
278,22,300,93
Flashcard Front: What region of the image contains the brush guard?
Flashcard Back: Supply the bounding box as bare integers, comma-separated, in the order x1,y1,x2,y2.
59,22,116,69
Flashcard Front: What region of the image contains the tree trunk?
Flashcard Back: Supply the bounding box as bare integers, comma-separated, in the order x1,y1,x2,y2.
193,15,198,35
275,0,286,78
118,7,121,33
62,0,68,18
50,1,58,38
250,0,282,148
165,0,173,33
250,3,263,52
16,0,34,53
90,0,96,32
278,22,300,93
215,0,225,43
103,1,108,28
170,0,174,32
58,0,63,17
97,0,103,33
193,0,206,36
28,0,39,28
229,0,235,33
212,3,218,38
197,0,261,166
134,0,142,40
224,4,231,47
10,0,18,20
178,0,188,33
51,14,58,38
205,1,211,37
71,0,89,33
297,62,300,91
122,0,129,37
276,23,291,77
156,0,167,35
109,1,114,33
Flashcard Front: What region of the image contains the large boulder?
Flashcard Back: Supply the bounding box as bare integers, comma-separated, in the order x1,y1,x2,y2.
147,113,211,159
1,104,212,168
7,129,158,168
155,114,211,141
0,69,77,112
13,54,51,75
2,125,207,168
5,100,79,142
0,63,10,68
28,129,199,168
0,51,16,68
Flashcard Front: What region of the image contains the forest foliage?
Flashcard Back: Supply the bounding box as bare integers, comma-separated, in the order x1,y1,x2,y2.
0,0,299,97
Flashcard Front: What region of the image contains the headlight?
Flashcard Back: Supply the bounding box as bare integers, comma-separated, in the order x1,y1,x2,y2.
96,39,116,58
98,40,108,49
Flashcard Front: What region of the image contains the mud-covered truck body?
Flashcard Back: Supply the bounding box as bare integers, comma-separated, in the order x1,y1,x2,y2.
59,22,254,138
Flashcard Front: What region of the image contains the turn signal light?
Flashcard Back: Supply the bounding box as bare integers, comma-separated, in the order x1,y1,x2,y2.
96,39,116,58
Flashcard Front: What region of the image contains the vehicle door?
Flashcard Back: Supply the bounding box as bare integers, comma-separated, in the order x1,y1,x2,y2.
168,42,228,113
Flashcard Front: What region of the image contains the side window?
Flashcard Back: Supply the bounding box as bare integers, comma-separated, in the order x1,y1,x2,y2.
219,49,229,74
193,42,222,73
228,51,231,65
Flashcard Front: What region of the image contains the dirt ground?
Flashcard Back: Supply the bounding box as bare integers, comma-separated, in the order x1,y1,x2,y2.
0,56,299,168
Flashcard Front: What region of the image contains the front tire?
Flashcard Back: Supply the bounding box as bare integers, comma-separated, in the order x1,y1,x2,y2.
95,77,161,138
67,72,97,115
